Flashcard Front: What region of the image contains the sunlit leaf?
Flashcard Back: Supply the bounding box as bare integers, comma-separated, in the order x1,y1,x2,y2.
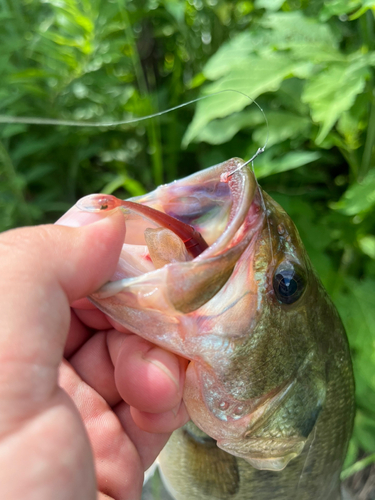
184,54,307,145
102,174,146,197
193,110,264,145
302,56,374,143
358,235,375,259
331,170,375,215
202,32,255,81
350,0,375,19
335,278,375,421
319,0,361,21
254,149,321,178
164,0,186,24
252,111,311,147
254,0,285,10
259,11,339,56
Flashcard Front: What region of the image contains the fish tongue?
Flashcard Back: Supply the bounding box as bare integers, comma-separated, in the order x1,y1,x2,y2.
144,227,191,269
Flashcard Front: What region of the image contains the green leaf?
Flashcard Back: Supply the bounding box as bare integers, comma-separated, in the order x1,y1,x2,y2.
102,174,146,197
163,0,186,24
302,56,372,144
350,0,375,19
319,0,361,21
358,235,375,259
337,110,366,150
331,170,375,215
0,124,27,139
254,149,321,178
353,413,375,454
202,32,256,81
194,110,264,145
11,134,62,163
254,0,285,10
334,278,375,420
184,54,307,145
203,12,340,82
342,438,359,471
23,164,55,183
341,449,375,479
259,12,339,56
252,111,311,147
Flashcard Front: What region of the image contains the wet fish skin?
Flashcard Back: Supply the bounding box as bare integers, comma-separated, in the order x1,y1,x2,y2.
83,158,354,499
158,191,354,500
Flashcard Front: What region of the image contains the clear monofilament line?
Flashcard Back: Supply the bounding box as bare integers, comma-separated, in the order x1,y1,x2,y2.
226,100,269,177
227,146,266,178
0,89,269,174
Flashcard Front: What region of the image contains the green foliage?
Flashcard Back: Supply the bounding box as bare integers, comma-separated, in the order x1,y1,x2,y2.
331,169,375,214
1,0,375,480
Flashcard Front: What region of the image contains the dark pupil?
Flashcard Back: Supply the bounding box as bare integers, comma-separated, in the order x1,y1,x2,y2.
273,268,304,304
278,273,297,296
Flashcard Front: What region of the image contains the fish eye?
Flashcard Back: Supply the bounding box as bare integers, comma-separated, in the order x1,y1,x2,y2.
273,262,306,305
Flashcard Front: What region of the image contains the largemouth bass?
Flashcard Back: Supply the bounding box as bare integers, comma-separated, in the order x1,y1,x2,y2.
77,158,355,500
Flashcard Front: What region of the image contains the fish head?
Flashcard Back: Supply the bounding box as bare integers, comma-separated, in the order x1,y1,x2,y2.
184,186,330,471
79,158,338,471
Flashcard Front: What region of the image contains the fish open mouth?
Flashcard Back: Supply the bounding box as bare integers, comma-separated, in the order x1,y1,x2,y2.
77,158,262,315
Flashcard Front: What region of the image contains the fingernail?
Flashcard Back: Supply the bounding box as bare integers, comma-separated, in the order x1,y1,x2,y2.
56,206,104,227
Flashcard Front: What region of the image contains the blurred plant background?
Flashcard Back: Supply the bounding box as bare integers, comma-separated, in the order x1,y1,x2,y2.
1,0,375,494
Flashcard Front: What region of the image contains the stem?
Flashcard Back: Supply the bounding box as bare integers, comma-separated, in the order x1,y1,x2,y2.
338,146,359,180
118,1,164,186
0,139,32,225
359,92,375,181
359,10,374,51
341,453,375,480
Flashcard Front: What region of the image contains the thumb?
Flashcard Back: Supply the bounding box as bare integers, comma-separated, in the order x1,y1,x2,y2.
0,211,125,418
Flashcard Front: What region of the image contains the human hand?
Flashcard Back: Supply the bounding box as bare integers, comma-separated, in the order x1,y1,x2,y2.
0,209,189,500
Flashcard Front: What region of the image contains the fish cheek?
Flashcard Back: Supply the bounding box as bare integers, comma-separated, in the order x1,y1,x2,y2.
244,350,327,470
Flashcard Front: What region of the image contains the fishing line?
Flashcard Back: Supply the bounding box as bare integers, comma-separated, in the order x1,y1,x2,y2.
250,159,275,265
296,425,317,496
2,88,271,246
0,89,269,171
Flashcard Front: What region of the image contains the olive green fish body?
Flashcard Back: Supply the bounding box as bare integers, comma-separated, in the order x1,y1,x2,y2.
159,305,354,499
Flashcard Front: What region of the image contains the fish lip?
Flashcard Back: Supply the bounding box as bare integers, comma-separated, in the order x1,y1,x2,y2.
190,160,258,261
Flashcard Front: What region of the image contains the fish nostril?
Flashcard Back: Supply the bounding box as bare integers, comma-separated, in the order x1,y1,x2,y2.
233,405,245,417
219,401,230,410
